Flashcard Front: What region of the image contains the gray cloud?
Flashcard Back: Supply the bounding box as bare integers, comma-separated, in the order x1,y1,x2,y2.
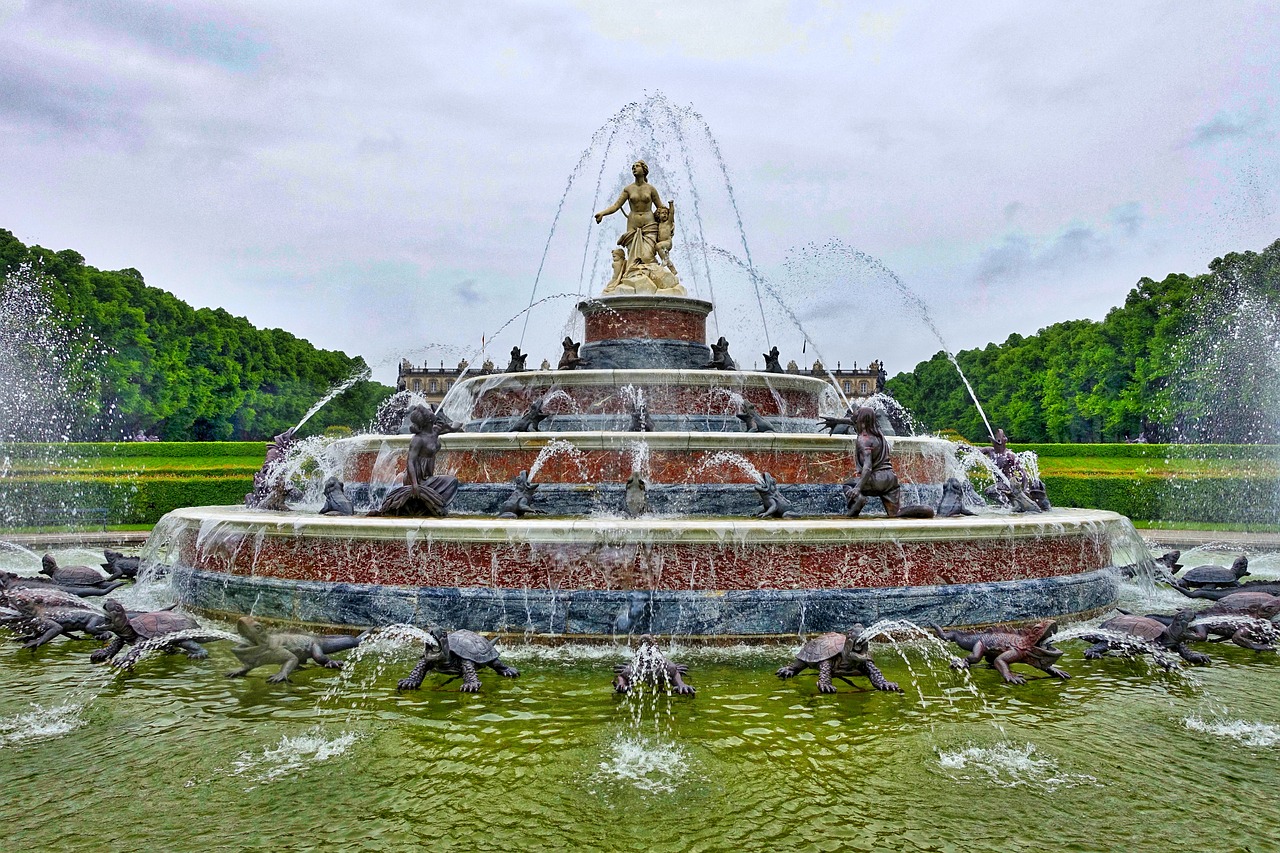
40,0,267,71
0,1,1277,384
1186,109,1270,147
453,279,484,305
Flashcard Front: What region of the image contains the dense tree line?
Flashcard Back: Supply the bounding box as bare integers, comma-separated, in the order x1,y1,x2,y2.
887,239,1280,444
0,229,392,440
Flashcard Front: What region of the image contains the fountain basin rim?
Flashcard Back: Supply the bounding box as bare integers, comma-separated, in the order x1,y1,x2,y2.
577,294,714,313
337,431,949,454
447,368,840,394
158,505,1128,546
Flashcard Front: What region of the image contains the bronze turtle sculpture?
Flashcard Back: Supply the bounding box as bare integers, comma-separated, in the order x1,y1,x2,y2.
39,554,120,589
776,626,901,694
91,600,223,669
397,627,520,693
1177,555,1250,590
1074,610,1210,667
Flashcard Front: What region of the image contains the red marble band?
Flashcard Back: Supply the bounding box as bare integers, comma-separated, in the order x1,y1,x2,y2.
184,531,1110,591
584,307,707,343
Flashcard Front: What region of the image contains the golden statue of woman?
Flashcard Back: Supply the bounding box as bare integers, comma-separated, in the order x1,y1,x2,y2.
594,160,684,295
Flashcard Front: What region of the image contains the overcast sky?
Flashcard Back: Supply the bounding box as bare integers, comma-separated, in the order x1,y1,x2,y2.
2,1,1277,385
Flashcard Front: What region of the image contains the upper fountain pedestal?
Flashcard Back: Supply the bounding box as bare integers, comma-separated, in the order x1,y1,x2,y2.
578,294,713,369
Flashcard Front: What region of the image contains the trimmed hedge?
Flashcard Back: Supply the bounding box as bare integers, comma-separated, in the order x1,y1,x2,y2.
1043,473,1278,524
7,442,264,459
1013,443,1280,460
1,475,252,527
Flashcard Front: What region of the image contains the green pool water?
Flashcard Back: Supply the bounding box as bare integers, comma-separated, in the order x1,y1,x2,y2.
3,549,1280,852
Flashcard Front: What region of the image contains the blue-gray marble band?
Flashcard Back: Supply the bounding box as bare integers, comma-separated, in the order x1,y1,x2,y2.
343,482,966,516
463,414,822,433
578,338,712,370
173,565,1119,637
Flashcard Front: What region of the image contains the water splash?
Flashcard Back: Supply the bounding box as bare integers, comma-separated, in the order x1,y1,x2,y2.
936,742,1098,790
1184,714,1280,747
687,451,761,483
0,700,88,747
528,439,590,482
597,735,690,793
232,728,360,783
292,365,371,433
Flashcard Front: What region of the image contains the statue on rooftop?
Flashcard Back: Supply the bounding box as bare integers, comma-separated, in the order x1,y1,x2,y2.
595,160,686,296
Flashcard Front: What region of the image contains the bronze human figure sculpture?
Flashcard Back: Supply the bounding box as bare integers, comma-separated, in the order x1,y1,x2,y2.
763,346,784,373
245,427,298,508
978,429,1049,512
506,347,527,373
374,405,460,517
843,407,904,518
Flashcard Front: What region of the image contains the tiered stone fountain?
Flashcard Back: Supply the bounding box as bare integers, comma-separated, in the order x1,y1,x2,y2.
154,160,1130,639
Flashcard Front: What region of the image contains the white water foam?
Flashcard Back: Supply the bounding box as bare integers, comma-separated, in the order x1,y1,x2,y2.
1184,715,1280,748
231,728,359,783
0,700,87,747
597,735,690,793
936,742,1098,790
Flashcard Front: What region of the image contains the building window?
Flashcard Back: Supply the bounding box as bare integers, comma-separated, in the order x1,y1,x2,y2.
429,380,438,393
859,381,869,394
412,379,421,392
445,380,453,390
842,380,852,393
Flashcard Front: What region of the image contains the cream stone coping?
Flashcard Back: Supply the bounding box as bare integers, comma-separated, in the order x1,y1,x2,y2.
335,431,958,455
163,505,1129,548
577,295,713,313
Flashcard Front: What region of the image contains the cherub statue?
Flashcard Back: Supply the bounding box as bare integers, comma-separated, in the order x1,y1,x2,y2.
655,199,676,274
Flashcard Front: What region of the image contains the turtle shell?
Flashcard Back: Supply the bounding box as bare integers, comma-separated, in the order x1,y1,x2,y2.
49,565,109,585
796,632,848,664
1206,592,1280,618
129,611,199,639
1181,565,1241,585
1101,614,1166,641
445,629,500,664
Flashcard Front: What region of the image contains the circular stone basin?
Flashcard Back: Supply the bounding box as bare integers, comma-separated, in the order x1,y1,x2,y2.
335,432,957,487
157,506,1129,638
441,369,844,433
